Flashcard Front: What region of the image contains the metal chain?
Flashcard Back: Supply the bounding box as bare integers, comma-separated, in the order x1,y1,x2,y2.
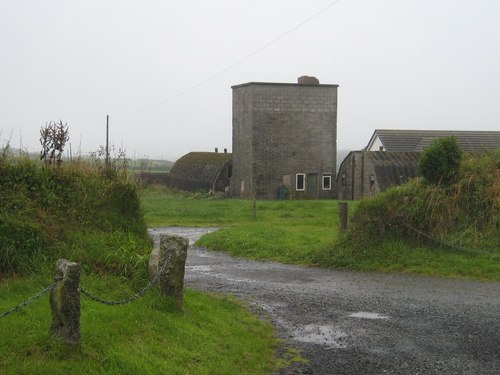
400,220,495,255
0,277,61,319
79,255,169,306
2,254,169,315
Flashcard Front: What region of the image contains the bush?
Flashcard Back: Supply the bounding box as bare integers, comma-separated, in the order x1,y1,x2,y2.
0,155,149,276
0,214,46,274
418,136,462,185
345,150,499,251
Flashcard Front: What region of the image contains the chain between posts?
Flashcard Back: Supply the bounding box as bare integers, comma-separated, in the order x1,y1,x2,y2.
1,253,168,317
400,220,495,255
78,255,169,306
0,276,62,319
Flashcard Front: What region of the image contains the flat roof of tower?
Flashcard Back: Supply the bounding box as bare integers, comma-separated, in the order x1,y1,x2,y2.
231,81,339,89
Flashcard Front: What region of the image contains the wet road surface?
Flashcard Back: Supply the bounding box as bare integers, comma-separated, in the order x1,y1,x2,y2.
149,227,500,375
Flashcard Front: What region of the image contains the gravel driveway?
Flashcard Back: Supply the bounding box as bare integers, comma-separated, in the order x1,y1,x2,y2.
149,227,500,375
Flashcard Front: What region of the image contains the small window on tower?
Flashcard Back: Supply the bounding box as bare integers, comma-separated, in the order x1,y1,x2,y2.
322,175,332,190
296,173,305,191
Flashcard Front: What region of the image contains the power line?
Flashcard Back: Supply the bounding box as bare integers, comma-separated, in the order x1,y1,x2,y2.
117,0,343,119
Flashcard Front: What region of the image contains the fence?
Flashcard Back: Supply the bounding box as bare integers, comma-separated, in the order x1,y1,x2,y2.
337,201,493,255
399,219,496,255
0,234,189,347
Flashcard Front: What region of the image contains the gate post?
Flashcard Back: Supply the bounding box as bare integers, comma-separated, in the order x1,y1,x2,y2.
49,259,81,347
338,202,348,233
157,235,189,304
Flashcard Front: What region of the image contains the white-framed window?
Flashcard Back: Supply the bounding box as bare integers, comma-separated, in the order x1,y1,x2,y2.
296,173,305,191
322,175,332,190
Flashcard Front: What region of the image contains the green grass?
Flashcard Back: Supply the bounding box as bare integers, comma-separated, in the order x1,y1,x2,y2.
142,187,499,281
0,156,284,374
143,189,254,227
329,151,500,280
316,239,500,280
143,187,357,265
0,275,277,375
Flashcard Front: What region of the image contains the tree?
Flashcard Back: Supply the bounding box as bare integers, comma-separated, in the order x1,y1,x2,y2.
418,136,462,185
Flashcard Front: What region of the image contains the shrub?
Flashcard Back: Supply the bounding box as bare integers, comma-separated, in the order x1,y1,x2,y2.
0,214,46,274
345,150,499,251
0,155,149,276
418,136,462,185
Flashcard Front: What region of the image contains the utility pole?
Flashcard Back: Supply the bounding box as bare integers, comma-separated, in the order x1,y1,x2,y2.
106,115,110,166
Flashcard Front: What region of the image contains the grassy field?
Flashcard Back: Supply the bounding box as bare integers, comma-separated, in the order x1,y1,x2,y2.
142,187,499,280
0,275,276,375
143,187,357,265
0,155,281,374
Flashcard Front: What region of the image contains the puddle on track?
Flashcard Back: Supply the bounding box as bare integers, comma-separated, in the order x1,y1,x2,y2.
186,265,213,273
148,227,218,246
292,324,348,348
349,312,389,320
186,265,256,284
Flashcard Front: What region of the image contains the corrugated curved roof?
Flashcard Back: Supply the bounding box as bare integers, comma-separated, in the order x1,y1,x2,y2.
170,152,232,184
367,151,420,191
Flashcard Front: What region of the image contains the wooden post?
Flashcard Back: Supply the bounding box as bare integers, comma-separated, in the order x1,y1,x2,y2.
252,189,257,219
338,202,348,233
49,259,81,347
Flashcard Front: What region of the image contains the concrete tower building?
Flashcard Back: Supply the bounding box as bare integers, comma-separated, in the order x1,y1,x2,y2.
231,76,338,199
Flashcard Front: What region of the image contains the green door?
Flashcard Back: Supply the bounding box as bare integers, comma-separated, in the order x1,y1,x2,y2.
306,173,318,198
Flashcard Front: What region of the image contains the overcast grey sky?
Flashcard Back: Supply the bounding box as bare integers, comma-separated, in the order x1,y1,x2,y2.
1,0,499,160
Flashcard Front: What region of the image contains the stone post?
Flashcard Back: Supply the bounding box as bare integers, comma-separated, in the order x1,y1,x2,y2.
49,259,81,347
152,235,189,304
338,202,348,233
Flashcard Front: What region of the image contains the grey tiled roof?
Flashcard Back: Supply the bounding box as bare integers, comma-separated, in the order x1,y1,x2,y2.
369,130,500,152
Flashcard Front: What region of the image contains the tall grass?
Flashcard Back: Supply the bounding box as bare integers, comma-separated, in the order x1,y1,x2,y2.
344,150,500,250
0,153,148,276
317,150,500,280
0,152,280,374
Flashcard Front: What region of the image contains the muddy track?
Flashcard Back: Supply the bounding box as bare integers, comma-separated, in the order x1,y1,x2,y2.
149,227,500,375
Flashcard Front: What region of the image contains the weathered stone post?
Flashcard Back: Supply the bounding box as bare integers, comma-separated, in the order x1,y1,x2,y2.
149,235,189,304
338,202,348,233
49,259,81,347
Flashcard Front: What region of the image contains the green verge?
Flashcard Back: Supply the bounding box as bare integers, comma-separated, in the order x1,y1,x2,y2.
315,239,500,280
0,156,279,374
143,187,358,265
0,276,276,375
142,183,499,281
321,150,499,281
